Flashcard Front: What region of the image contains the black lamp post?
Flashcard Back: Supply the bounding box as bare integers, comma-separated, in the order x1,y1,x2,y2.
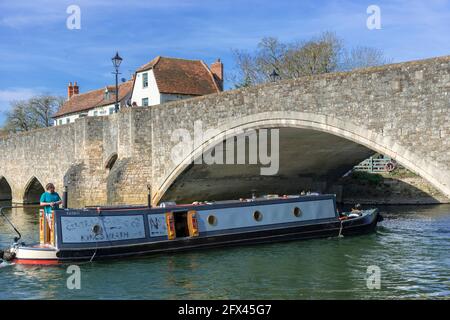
111,52,123,113
269,69,280,82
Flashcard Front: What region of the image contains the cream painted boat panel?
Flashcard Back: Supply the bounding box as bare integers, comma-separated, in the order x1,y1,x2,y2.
197,199,336,232
60,215,146,243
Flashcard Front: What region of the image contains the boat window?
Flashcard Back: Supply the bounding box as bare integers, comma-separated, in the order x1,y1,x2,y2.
207,215,217,226
293,207,302,217
253,210,263,222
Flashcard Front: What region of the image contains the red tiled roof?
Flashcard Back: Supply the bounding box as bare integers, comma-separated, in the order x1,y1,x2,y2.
136,56,220,96
53,81,133,118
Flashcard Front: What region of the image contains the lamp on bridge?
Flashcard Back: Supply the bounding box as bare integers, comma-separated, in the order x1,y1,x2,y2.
269,69,280,82
111,51,123,113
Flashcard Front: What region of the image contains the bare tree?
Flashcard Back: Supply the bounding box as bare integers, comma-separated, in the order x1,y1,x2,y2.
233,32,342,87
340,46,392,71
4,100,37,132
232,32,390,87
284,31,343,77
30,95,64,127
3,95,63,132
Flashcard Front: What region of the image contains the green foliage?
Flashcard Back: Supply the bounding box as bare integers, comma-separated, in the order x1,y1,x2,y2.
350,171,383,185
385,167,418,178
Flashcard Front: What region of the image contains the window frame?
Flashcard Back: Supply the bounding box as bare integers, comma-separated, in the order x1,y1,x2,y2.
142,72,148,88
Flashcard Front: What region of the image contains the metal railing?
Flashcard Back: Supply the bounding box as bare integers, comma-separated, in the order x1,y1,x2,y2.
0,205,41,242
353,156,396,173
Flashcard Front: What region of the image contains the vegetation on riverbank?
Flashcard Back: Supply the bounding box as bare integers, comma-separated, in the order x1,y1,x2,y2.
337,168,449,204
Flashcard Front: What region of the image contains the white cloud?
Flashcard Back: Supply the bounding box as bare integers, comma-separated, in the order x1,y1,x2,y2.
0,14,62,29
0,88,39,111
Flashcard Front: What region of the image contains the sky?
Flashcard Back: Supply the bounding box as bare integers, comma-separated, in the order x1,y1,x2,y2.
0,0,449,124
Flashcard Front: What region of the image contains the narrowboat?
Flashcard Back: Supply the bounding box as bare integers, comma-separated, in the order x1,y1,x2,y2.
1,194,380,265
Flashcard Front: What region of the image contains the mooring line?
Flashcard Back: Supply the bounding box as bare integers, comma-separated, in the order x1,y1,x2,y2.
338,220,344,238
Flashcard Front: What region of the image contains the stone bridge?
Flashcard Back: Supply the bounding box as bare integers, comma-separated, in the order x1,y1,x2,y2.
1,55,449,208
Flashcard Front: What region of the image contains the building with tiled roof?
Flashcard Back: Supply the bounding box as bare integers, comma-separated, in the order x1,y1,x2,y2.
53,56,223,126
53,81,133,125
131,56,222,107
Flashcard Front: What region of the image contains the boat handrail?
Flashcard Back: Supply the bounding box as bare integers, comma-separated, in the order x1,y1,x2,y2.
82,205,150,211
0,205,38,242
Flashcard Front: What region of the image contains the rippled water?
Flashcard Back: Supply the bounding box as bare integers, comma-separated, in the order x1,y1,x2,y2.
0,203,449,299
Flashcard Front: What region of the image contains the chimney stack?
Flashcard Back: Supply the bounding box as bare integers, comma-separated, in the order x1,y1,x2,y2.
67,82,79,100
67,82,73,99
73,81,79,95
211,59,223,91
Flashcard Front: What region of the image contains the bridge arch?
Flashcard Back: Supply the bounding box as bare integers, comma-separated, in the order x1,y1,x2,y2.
23,177,45,204
153,111,449,204
0,176,12,201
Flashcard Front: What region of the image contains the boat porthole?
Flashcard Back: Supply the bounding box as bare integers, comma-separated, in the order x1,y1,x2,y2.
253,210,263,222
92,224,102,235
208,215,217,226
293,207,302,217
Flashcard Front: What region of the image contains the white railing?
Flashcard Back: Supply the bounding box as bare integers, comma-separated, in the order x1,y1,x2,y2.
353,156,396,173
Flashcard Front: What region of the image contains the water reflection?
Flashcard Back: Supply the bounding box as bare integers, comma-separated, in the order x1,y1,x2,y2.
0,203,449,299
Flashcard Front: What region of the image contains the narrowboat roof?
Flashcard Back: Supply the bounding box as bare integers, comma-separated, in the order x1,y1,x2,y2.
60,194,337,216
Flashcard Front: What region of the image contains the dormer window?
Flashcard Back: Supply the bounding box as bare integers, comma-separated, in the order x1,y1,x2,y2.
142,72,148,88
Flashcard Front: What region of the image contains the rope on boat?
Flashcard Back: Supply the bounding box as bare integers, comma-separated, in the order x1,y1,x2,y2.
89,245,98,263
338,219,344,238
87,208,109,263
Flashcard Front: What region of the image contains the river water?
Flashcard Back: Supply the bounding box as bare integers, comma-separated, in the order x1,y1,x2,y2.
0,202,449,299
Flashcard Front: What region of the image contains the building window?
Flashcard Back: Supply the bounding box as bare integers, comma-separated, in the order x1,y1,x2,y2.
109,107,114,115
58,120,62,125
66,118,70,124
142,73,148,88
93,111,98,116
142,98,149,106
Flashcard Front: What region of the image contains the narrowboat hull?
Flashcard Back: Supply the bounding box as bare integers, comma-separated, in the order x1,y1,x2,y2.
6,195,380,265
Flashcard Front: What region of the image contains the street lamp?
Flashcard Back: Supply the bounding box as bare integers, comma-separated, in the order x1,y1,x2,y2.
269,69,280,82
111,51,123,113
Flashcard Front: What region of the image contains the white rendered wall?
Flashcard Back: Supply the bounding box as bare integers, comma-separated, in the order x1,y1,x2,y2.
131,69,161,106
54,103,116,126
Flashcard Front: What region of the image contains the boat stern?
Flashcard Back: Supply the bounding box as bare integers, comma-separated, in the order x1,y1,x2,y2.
12,244,59,265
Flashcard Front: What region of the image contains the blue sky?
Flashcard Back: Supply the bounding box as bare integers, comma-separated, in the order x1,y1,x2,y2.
0,0,449,124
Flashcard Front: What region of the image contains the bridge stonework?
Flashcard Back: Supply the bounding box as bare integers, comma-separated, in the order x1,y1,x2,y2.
0,56,449,207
